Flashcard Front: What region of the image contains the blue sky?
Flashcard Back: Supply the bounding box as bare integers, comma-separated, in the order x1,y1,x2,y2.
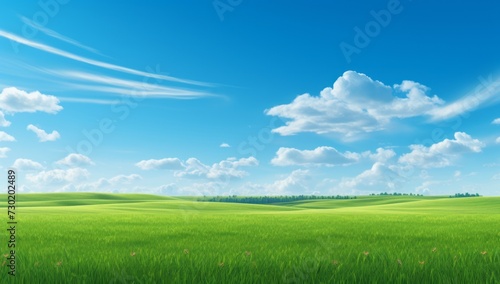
1,0,499,196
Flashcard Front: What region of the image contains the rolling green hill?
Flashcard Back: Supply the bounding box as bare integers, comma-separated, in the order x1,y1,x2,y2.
0,193,498,283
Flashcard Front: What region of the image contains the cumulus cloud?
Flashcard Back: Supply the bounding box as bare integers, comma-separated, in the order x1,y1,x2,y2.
26,168,89,184
0,131,15,141
155,183,177,195
0,147,11,158
135,158,184,170
0,111,11,127
362,148,396,163
176,157,259,179
492,118,500,125
220,143,231,148
0,87,62,114
175,158,209,178
108,174,142,184
415,179,459,195
266,71,444,139
27,124,61,142
207,157,258,179
271,146,359,166
136,156,258,180
270,169,311,195
62,174,143,192
398,132,484,168
12,158,44,171
56,153,94,167
339,162,403,191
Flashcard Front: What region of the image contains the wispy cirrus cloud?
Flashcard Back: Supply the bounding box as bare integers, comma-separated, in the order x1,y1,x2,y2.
57,97,118,105
20,16,103,56
0,30,212,87
57,70,214,98
428,76,500,121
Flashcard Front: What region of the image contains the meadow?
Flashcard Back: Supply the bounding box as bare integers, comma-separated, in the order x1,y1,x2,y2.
1,193,499,283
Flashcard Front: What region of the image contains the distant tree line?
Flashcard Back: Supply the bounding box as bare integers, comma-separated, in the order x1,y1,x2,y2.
198,195,356,204
369,192,423,196
449,193,481,198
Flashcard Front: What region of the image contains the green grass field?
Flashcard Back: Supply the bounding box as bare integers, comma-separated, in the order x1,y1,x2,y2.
1,194,499,283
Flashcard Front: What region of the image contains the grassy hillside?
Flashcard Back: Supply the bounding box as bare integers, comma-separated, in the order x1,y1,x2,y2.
0,194,498,283
4,193,499,212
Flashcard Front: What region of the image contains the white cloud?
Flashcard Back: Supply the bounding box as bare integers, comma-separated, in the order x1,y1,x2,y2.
175,158,209,178
339,162,403,191
136,156,258,180
415,181,437,195
175,157,259,179
0,87,62,114
220,143,231,148
399,132,484,168
230,169,317,196
12,158,44,171
56,153,94,167
270,169,311,195
27,124,60,142
59,71,211,99
492,118,500,125
135,158,184,170
496,137,500,144
362,148,396,163
58,97,117,105
493,173,500,180
207,157,258,179
108,174,142,184
415,179,461,195
20,16,102,55
428,76,500,121
26,168,89,184
0,111,11,127
271,146,359,166
0,131,15,141
0,147,11,158
155,183,177,195
63,174,143,192
266,71,444,139
0,30,210,87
